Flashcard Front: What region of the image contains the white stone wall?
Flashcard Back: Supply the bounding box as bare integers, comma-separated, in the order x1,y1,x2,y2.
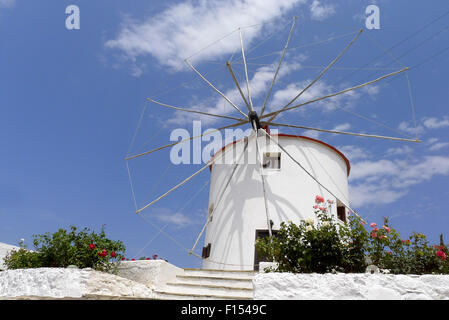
253,273,449,300
0,268,155,299
116,260,184,290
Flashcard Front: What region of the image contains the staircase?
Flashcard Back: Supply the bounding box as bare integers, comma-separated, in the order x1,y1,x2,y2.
154,268,255,300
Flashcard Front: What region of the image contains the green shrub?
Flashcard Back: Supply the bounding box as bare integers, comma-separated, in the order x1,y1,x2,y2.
4,226,125,273
256,197,449,274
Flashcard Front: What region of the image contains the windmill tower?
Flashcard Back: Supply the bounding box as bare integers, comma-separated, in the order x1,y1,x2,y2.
126,18,420,271
203,133,351,270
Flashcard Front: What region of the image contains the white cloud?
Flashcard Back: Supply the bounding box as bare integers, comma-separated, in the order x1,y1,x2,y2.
0,0,15,8
423,116,449,129
349,183,407,208
398,121,425,136
361,85,380,96
337,145,369,161
429,142,449,151
302,129,320,139
269,78,363,117
385,145,413,156
332,123,350,131
106,0,306,71
167,60,302,125
428,137,439,144
309,0,336,21
148,208,194,228
397,116,449,138
350,159,399,181
349,155,449,207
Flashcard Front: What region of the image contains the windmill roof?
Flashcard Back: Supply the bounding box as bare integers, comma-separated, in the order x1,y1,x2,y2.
209,133,351,176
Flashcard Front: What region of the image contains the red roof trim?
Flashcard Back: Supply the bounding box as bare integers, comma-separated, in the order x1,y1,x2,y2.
209,133,351,176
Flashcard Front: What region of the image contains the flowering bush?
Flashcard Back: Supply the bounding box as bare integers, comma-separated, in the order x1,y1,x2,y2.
4,226,125,273
365,218,449,274
256,196,449,274
256,198,367,273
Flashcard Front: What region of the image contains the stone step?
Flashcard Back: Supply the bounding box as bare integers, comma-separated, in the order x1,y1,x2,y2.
183,268,255,279
153,290,253,300
164,282,253,298
176,274,253,288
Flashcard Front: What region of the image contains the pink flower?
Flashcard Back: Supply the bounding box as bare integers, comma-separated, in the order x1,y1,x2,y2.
371,233,377,238
315,195,325,203
319,207,327,212
370,223,377,228
383,226,391,233
436,251,447,261
313,205,318,209
379,235,386,239
361,221,367,225
372,227,379,232
152,254,158,260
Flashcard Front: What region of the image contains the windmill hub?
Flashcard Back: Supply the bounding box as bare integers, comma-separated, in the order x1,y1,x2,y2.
248,111,262,130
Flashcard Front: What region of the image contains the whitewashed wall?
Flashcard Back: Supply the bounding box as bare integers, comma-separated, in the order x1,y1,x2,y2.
0,268,154,299
253,273,449,300
117,260,184,290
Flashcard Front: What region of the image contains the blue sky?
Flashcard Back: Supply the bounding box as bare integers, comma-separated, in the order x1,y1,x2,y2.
1,0,449,268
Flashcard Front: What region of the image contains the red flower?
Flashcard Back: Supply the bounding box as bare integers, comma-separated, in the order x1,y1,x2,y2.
152,254,158,260
383,226,391,233
371,233,377,238
131,259,135,261
388,251,392,255
315,195,325,204
146,258,150,260
111,251,116,258
89,243,95,250
372,227,379,232
370,223,377,228
100,249,107,257
436,251,447,261
121,257,126,261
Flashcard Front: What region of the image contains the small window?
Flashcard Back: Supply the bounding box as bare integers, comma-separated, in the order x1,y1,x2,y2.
263,152,281,170
337,206,346,223
202,243,211,258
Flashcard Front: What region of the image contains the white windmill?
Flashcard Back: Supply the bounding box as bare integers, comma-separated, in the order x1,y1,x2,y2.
125,17,421,271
